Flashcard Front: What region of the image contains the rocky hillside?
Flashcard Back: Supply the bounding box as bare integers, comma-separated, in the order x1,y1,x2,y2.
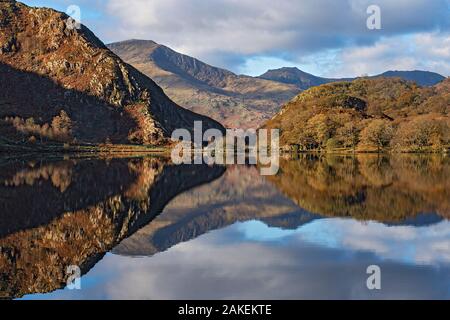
260,67,445,89
0,1,223,146
108,40,445,129
108,40,300,128
265,77,449,151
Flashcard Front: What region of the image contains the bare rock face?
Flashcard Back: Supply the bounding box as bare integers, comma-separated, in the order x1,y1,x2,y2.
0,1,224,144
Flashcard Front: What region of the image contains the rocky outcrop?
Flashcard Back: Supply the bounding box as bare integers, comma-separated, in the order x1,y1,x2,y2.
0,1,224,145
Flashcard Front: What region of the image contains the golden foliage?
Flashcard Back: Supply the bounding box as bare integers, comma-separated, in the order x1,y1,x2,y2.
3,110,74,143
265,78,449,152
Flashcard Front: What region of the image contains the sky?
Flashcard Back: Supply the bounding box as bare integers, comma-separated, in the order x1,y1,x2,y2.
20,0,450,77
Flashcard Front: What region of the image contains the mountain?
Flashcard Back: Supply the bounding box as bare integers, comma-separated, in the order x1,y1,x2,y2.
108,40,300,128
259,67,346,90
260,67,445,89
0,1,223,146
265,77,449,151
377,70,446,87
107,40,445,129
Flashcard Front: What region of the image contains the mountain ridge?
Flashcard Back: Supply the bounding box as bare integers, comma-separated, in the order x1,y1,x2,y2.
108,39,301,128
260,67,445,89
109,39,446,129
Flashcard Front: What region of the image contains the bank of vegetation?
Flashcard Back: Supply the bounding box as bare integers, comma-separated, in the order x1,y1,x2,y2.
265,77,450,153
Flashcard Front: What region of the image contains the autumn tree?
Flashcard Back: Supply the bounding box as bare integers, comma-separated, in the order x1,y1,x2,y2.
336,121,360,150
305,114,336,149
392,115,449,151
359,119,394,152
51,110,73,142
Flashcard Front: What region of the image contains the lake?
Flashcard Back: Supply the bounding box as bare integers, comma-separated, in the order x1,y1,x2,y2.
0,154,449,299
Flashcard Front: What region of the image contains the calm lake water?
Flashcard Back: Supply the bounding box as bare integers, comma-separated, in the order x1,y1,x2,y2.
0,154,449,299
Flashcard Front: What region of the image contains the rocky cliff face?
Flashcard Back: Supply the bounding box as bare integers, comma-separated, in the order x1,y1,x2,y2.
0,1,224,145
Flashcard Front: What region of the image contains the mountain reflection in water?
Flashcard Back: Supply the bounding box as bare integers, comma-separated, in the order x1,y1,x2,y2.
0,154,448,299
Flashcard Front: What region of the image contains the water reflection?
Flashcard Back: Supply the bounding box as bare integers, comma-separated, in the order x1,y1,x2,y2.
0,154,448,299
25,219,450,300
0,156,225,298
114,165,317,256
269,154,450,222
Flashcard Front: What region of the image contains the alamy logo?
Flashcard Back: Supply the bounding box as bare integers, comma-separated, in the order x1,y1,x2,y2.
66,265,81,290
171,122,280,176
66,5,82,30
367,5,382,30
366,265,381,290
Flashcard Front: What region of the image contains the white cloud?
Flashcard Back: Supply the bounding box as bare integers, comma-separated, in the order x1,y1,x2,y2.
313,219,450,265
100,0,450,72
20,0,450,76
326,32,450,77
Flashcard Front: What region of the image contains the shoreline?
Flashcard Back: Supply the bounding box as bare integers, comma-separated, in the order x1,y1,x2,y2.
1,140,448,158
0,141,171,155
281,146,450,154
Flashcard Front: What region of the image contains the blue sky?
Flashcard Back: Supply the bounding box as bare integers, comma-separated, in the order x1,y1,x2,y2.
20,0,450,77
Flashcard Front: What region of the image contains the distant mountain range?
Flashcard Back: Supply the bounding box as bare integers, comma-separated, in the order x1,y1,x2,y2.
108,40,299,129
109,40,446,128
260,67,445,89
